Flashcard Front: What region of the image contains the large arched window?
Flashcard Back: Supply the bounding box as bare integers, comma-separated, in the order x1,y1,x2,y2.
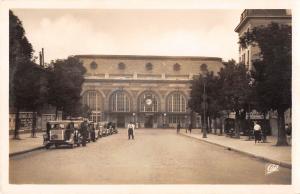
82,90,102,111
139,92,159,112
82,91,102,122
167,92,187,112
110,91,131,112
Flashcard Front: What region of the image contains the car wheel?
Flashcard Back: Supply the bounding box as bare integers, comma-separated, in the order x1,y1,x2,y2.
45,144,50,149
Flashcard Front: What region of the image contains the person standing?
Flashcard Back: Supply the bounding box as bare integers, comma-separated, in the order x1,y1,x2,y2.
188,123,192,133
285,123,292,145
80,120,89,146
177,122,181,134
128,122,135,140
253,121,262,144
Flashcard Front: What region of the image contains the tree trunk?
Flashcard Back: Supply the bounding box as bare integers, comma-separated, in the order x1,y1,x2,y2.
208,116,211,133
55,107,58,120
276,109,288,146
214,118,217,134
220,118,223,135
262,112,267,142
31,111,37,137
14,106,20,139
235,119,240,139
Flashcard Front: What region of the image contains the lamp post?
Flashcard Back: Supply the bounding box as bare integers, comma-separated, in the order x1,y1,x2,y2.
132,112,136,123
163,113,167,128
201,64,208,138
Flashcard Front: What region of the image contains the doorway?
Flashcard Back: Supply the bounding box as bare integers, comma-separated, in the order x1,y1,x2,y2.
117,115,125,128
144,115,153,128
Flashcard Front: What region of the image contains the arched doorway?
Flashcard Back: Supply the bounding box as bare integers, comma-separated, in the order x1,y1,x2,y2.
109,90,131,128
138,91,160,128
166,91,187,128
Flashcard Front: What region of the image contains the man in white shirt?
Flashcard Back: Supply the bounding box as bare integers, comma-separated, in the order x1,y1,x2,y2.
127,122,135,140
253,121,262,144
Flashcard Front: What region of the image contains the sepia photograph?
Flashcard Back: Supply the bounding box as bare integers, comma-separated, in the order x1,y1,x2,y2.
0,0,298,194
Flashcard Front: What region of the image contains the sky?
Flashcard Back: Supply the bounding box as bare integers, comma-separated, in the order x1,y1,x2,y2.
12,9,243,63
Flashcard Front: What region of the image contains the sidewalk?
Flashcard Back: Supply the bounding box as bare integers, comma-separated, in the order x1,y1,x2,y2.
9,132,45,157
180,130,291,169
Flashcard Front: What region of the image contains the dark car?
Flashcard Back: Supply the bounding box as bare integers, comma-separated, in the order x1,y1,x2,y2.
43,120,82,149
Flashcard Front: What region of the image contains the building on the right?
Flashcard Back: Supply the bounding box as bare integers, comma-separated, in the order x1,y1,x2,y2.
234,9,292,137
234,9,291,71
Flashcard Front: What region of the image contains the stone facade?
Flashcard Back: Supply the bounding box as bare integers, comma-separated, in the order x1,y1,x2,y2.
235,9,291,70
76,55,223,128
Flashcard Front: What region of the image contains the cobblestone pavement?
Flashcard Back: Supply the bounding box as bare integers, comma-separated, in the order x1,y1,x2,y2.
10,129,291,184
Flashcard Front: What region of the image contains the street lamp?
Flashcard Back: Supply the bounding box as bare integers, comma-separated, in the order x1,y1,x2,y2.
163,113,167,128
132,112,136,123
201,64,208,138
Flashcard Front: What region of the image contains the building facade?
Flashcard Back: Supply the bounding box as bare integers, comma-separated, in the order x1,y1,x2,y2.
77,55,223,128
235,9,291,71
235,9,292,136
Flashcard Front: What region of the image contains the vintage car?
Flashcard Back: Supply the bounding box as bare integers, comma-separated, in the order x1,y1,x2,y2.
99,122,109,137
88,121,101,142
104,122,118,135
43,120,79,149
111,122,118,134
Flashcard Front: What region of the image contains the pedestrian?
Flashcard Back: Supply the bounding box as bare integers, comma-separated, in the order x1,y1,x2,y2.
253,121,262,144
177,122,181,134
185,123,188,133
188,123,192,133
128,121,135,140
80,120,89,146
285,123,292,145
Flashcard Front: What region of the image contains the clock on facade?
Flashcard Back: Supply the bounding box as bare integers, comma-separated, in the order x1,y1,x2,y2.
145,98,153,106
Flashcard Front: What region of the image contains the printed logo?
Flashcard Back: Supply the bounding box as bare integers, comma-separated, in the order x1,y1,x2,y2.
265,163,279,175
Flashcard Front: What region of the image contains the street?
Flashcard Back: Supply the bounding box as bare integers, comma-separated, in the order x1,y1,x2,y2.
10,129,291,184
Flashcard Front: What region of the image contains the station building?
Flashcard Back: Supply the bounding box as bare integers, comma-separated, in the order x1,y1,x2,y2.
77,55,223,128
235,9,292,136
235,9,291,71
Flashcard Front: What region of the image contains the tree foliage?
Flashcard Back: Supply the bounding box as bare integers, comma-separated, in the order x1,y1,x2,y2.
239,23,291,145
189,60,253,137
219,60,253,112
48,57,86,118
9,10,34,108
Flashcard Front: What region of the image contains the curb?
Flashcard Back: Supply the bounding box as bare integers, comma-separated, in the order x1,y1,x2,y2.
9,146,45,158
179,133,292,169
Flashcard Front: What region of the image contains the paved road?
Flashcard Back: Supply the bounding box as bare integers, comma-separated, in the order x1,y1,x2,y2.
10,129,291,184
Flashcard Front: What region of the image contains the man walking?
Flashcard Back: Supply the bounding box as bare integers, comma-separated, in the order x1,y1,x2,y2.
128,121,135,140
177,122,181,134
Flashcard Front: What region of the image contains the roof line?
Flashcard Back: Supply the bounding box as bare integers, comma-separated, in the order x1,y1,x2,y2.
234,15,291,32
73,54,222,61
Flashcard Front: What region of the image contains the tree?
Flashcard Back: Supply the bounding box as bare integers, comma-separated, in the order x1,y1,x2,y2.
239,23,291,146
189,68,223,134
13,61,49,137
9,10,34,139
48,56,86,119
219,60,253,138
189,59,253,138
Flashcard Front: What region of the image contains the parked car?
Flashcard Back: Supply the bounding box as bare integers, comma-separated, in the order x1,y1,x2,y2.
110,122,118,134
98,122,108,137
43,120,80,149
88,121,100,142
